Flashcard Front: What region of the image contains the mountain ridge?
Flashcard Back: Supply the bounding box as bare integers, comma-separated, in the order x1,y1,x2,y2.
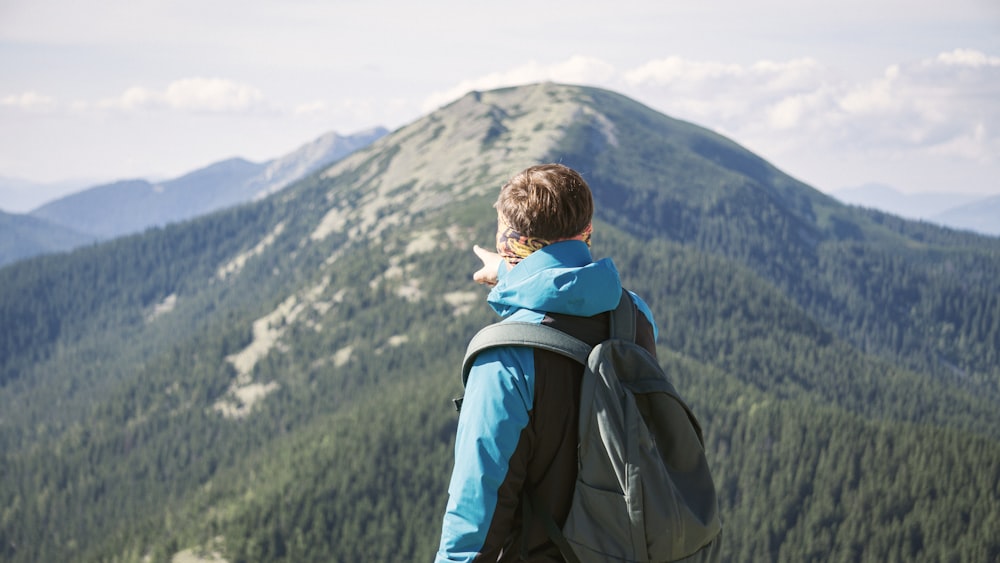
0,175,100,214
31,159,265,238
0,127,388,267
31,126,388,240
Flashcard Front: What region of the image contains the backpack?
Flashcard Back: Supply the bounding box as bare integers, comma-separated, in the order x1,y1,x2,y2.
460,290,723,563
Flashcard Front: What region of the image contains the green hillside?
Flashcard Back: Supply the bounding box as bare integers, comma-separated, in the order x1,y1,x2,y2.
1,83,998,563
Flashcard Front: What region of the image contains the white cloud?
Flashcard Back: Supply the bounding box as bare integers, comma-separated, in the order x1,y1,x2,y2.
766,90,830,130
0,91,57,112
420,56,617,114
98,78,270,114
614,50,999,167
934,49,1000,67
624,57,744,86
838,68,896,115
164,78,267,112
624,56,826,94
112,86,159,111
621,56,833,131
827,50,1000,157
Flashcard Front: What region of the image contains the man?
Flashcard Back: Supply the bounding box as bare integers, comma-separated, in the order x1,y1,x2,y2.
435,164,659,562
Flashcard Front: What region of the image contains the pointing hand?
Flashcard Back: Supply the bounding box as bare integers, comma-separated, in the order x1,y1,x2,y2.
472,245,503,287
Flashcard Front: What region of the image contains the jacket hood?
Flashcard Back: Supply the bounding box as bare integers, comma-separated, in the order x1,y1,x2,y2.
487,240,622,318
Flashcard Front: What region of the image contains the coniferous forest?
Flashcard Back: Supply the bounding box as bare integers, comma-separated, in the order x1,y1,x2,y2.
1,83,998,562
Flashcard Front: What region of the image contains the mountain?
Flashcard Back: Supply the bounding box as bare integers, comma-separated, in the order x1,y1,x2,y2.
26,127,389,241
30,160,265,239
241,127,389,201
1,127,387,267
832,183,997,236
0,209,97,266
931,193,1000,236
831,183,982,219
0,175,100,214
1,83,998,563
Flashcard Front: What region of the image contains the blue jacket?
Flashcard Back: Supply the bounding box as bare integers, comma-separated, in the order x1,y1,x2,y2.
435,240,657,562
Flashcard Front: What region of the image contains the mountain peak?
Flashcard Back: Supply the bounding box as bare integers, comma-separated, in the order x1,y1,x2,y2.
317,83,609,211
251,127,390,198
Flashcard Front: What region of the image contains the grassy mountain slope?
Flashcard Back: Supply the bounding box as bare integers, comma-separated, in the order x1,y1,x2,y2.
1,83,998,563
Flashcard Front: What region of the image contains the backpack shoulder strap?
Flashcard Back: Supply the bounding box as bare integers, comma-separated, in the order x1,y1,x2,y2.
461,289,637,386
461,322,591,387
609,289,636,342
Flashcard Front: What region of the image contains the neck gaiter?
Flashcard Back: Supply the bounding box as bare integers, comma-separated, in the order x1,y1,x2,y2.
496,219,593,266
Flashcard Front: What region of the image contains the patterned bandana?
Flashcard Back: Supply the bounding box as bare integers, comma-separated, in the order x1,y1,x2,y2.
495,218,593,266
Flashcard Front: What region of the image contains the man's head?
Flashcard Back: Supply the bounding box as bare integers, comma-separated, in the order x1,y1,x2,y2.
494,164,594,266
495,163,593,240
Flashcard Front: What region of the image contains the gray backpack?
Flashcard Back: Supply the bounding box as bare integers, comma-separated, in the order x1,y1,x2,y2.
461,291,722,563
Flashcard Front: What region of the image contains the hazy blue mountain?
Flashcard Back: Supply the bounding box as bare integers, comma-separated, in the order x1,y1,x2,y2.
27,127,388,241
0,84,997,563
0,209,97,267
30,160,265,239
0,175,100,214
0,127,388,266
832,182,996,235
931,193,1000,236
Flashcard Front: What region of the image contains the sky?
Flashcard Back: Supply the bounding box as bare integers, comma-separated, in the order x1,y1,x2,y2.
1,0,999,212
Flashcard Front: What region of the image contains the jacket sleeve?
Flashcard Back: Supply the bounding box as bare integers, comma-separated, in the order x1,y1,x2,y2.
628,289,659,342
435,346,535,562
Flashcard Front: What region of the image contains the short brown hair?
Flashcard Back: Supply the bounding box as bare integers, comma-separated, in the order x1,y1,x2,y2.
495,164,594,241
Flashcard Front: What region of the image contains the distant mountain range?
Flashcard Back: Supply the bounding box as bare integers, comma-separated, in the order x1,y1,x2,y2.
30,160,266,240
0,176,99,214
0,127,388,266
932,195,1000,235
832,183,999,236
